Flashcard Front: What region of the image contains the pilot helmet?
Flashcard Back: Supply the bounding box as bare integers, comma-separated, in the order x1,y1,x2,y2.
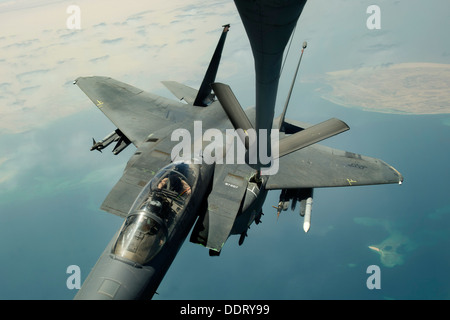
149,199,162,213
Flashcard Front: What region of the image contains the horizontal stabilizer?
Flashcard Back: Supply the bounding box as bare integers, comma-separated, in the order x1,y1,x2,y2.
278,118,349,158
161,81,198,105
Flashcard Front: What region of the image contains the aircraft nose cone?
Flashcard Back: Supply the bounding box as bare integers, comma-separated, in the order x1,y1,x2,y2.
74,255,156,300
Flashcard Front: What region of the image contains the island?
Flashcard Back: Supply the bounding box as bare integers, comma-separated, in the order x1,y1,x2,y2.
308,63,450,114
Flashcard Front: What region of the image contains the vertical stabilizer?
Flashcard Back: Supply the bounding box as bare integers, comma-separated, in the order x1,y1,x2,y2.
193,24,230,107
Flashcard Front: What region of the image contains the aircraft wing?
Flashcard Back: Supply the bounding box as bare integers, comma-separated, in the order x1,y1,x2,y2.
75,76,189,148
99,125,179,217
99,151,168,218
265,143,403,190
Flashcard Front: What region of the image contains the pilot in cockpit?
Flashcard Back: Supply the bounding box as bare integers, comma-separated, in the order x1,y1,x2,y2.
140,215,160,235
157,171,191,197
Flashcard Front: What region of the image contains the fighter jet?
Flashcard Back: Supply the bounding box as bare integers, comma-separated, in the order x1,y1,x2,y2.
73,1,402,300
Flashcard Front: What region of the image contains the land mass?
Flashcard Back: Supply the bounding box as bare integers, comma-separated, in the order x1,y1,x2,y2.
368,233,410,268
308,63,450,115
354,217,415,268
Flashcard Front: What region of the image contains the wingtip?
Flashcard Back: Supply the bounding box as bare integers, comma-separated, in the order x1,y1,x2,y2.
388,164,404,185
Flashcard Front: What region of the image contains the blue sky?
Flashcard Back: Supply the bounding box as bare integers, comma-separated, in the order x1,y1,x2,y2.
1,0,449,299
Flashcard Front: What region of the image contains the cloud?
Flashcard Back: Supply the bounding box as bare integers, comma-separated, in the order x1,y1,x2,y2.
0,169,17,186
93,22,107,29
101,37,124,45
16,69,51,83
177,38,195,45
2,38,40,49
0,82,12,90
89,55,110,63
0,0,242,134
0,112,125,204
19,85,41,94
181,28,195,35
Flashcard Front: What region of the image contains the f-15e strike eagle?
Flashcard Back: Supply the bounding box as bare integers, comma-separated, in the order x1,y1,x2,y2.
73,0,402,299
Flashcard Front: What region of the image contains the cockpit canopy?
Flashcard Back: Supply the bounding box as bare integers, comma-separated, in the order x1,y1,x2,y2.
112,162,199,265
